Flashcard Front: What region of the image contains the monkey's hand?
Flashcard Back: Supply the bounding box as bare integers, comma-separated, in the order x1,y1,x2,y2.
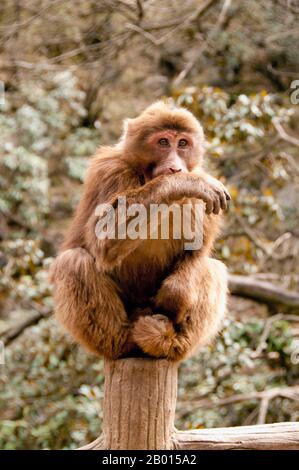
202,174,231,213
189,174,230,215
167,172,231,215
132,314,176,358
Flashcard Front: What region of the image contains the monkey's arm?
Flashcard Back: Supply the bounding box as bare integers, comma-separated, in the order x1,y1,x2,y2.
86,172,229,271
116,171,230,213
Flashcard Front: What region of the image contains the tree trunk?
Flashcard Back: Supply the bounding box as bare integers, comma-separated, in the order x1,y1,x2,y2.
79,358,178,450
79,357,299,450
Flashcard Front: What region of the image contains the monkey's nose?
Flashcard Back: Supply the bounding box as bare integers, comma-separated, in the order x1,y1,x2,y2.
153,167,183,178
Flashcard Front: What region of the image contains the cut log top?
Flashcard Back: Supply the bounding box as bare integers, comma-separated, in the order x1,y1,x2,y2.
79,358,299,450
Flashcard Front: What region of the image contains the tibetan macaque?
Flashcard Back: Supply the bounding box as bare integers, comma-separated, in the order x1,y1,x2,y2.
49,101,230,361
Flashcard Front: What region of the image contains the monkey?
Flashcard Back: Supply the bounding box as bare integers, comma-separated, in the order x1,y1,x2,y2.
49,100,230,362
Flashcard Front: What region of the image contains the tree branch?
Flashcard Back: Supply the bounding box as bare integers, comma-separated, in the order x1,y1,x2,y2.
273,119,299,147
180,385,299,409
228,274,299,310
175,422,299,450
0,302,51,345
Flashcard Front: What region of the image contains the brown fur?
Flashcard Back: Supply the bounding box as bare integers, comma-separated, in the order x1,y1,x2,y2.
49,101,229,361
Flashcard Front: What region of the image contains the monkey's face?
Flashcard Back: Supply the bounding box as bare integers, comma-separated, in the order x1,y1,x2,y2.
122,101,205,183
141,130,199,182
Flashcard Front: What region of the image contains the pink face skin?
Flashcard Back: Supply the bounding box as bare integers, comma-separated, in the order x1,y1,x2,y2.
143,130,195,181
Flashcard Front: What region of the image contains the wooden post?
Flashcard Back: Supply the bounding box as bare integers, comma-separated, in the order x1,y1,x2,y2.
79,358,178,450
79,357,299,450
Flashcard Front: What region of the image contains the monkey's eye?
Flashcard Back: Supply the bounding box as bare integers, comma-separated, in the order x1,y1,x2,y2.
178,139,188,147
158,138,170,147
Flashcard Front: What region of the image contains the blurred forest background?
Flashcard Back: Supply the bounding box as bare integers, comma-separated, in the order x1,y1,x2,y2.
0,0,299,449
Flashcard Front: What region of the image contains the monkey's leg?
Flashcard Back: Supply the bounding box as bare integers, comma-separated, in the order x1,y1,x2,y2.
132,258,227,361
49,248,131,359
154,254,206,323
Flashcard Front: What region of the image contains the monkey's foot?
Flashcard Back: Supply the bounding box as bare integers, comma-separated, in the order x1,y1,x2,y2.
132,314,176,358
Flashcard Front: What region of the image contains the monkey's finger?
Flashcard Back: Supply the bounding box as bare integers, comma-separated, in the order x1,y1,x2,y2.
218,191,228,211
225,190,231,201
213,194,221,214
217,184,231,201
195,189,211,212
203,194,213,214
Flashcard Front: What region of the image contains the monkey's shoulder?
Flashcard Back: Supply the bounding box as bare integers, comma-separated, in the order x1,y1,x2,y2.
88,146,126,174
85,146,140,192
